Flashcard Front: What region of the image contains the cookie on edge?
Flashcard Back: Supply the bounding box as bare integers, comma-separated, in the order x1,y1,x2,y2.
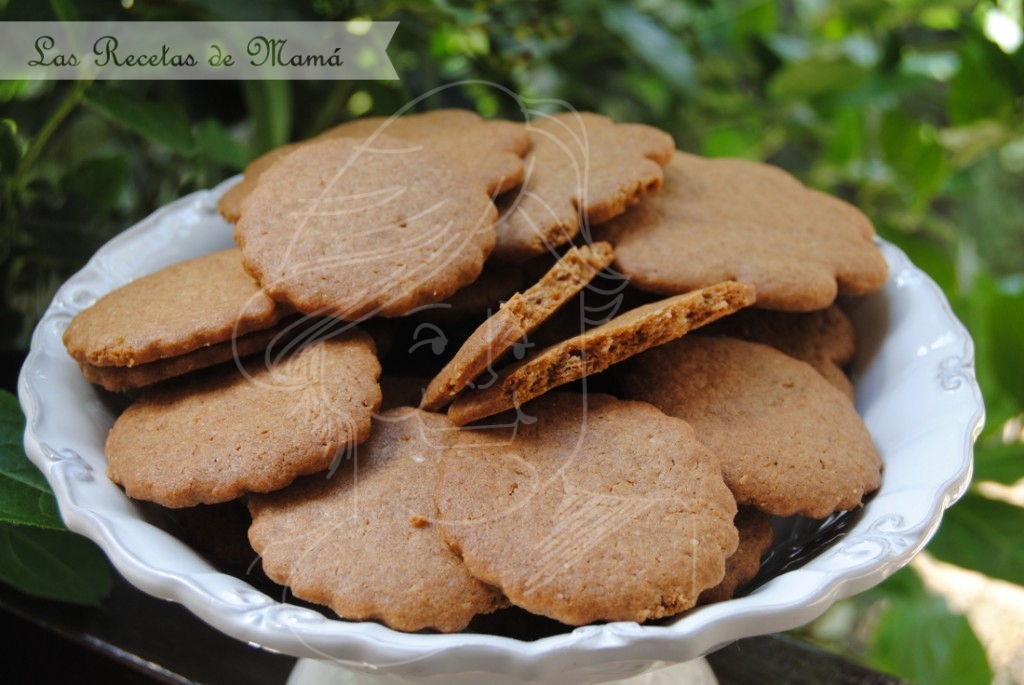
617,335,882,518
421,242,615,410
436,392,738,626
106,332,382,508
248,408,506,633
63,248,285,368
79,317,301,392
594,151,888,311
446,280,756,426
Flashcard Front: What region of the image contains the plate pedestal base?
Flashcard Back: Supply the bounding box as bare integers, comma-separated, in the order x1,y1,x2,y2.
286,658,719,685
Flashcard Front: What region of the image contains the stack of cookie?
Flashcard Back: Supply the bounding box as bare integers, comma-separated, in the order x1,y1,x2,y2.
62,108,888,633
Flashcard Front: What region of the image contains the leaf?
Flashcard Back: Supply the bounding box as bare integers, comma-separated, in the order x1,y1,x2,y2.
972,440,1024,486
868,586,993,685
951,273,1003,404
47,0,78,21
0,392,60,529
242,80,293,156
0,523,111,605
947,35,1017,125
870,565,929,603
0,118,20,176
62,154,130,213
729,0,778,40
768,57,868,101
0,78,52,103
879,108,948,207
429,0,488,25
196,119,250,170
174,0,311,20
826,108,862,167
701,127,762,159
938,120,1012,171
878,231,957,296
986,288,1024,409
83,87,196,155
0,390,48,492
0,474,63,529
926,491,1024,585
0,80,30,102
602,4,697,94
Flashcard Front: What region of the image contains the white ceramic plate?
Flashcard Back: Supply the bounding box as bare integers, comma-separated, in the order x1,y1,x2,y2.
19,178,984,685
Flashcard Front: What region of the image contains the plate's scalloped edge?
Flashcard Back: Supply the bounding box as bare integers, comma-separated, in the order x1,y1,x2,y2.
17,191,985,683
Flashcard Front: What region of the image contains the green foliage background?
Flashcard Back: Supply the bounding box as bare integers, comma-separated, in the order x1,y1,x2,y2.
1,1,1023,683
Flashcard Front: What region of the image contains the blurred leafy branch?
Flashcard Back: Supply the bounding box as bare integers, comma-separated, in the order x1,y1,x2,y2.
1,0,1023,682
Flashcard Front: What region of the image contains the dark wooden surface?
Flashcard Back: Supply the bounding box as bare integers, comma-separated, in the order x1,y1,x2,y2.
0,571,910,685
706,634,910,685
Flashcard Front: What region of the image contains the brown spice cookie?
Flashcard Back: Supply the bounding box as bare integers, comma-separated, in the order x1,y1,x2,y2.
698,506,774,605
617,336,882,518
78,317,301,392
248,408,506,633
493,112,674,261
594,151,888,311
219,109,530,223
446,281,756,426
106,332,382,508
436,392,738,626
700,304,857,399
421,242,615,410
63,248,284,368
233,136,498,320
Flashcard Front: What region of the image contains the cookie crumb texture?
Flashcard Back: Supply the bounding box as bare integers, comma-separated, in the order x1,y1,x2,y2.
447,280,756,426
421,242,615,411
436,393,738,625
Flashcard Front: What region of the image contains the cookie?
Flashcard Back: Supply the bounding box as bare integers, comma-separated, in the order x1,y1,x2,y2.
78,317,301,392
594,151,888,311
617,335,882,518
219,109,530,223
698,506,774,605
63,248,285,368
248,408,506,633
233,135,498,320
106,332,382,508
436,392,738,625
701,304,857,399
421,242,615,410
446,280,756,426
492,112,674,261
